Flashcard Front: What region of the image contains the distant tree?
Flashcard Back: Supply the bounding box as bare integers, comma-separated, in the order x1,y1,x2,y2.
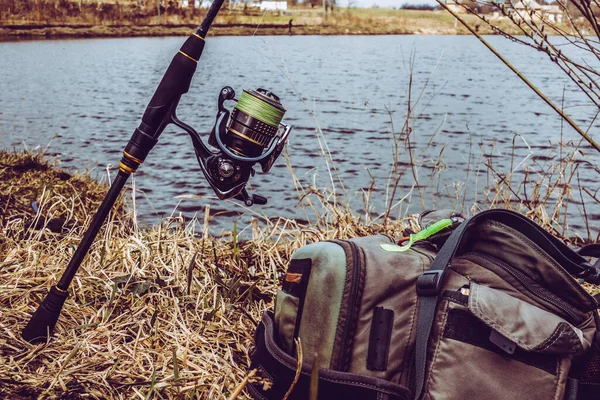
399,3,437,10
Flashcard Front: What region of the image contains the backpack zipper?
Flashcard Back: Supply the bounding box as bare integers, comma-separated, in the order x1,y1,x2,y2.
465,252,583,324
331,239,362,372
335,240,364,371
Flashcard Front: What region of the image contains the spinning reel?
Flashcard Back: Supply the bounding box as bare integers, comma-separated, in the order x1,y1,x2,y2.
172,87,291,206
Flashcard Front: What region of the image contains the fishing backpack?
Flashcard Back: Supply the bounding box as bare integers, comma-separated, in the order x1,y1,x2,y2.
248,209,600,400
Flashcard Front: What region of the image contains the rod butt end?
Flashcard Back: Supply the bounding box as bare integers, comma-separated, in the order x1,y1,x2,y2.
21,286,68,344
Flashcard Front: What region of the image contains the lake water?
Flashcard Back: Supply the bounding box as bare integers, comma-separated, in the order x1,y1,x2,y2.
1,35,598,234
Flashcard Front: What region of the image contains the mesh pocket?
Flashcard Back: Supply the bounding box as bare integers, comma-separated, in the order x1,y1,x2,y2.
571,345,600,384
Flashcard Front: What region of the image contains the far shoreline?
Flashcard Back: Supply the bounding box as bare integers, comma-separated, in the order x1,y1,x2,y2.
1,8,554,41
0,23,474,41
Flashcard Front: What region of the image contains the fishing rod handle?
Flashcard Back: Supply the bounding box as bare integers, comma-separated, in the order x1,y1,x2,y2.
22,170,130,343
22,0,227,344
138,0,226,143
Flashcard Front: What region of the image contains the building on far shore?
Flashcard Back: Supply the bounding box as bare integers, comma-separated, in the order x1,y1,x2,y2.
259,1,288,11
181,0,202,6
512,0,564,23
444,0,563,23
445,0,466,13
539,4,563,23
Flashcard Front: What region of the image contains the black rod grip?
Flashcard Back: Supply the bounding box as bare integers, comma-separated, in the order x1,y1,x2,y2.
22,286,69,343
140,37,205,138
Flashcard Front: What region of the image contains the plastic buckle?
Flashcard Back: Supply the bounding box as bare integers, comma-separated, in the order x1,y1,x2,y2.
416,270,444,297
577,262,600,284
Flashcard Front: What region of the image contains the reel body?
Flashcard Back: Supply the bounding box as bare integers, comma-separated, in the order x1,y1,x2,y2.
172,86,292,206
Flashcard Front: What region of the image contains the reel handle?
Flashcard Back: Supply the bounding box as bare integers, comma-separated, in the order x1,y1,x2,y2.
235,188,268,206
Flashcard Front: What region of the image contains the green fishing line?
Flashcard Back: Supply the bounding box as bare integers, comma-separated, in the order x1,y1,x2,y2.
235,91,285,127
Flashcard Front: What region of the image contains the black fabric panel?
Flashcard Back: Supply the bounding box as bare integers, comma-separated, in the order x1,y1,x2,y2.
282,258,312,352
367,307,394,371
565,378,578,400
443,309,559,375
571,344,600,384
280,258,312,355
578,383,600,400
248,312,412,400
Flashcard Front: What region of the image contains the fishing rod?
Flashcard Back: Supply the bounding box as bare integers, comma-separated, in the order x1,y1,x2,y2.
21,0,292,344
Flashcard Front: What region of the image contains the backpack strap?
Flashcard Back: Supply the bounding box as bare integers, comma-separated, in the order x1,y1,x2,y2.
578,243,600,257
571,309,600,400
412,209,600,400
579,244,600,273
249,312,412,400
564,378,600,400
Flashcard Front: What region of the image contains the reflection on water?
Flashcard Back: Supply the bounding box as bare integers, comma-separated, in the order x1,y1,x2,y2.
0,35,598,234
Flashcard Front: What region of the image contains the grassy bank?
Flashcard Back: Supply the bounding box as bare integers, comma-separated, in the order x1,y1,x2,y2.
0,146,598,398
0,149,411,399
0,7,542,40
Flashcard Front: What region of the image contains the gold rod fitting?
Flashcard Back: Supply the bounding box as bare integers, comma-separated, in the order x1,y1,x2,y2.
123,151,143,165
54,286,68,293
179,51,198,63
192,32,205,41
119,162,136,175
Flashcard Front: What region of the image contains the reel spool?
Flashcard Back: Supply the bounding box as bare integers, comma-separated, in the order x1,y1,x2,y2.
196,86,292,206
213,88,286,158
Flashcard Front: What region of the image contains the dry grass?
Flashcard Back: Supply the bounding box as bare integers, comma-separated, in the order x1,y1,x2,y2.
0,150,129,239
0,149,411,399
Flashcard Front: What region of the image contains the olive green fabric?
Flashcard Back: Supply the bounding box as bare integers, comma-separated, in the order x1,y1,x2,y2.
421,218,598,400
293,242,347,369
450,254,578,319
274,291,299,354
468,282,590,354
267,210,599,400
424,300,572,400
462,220,596,311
